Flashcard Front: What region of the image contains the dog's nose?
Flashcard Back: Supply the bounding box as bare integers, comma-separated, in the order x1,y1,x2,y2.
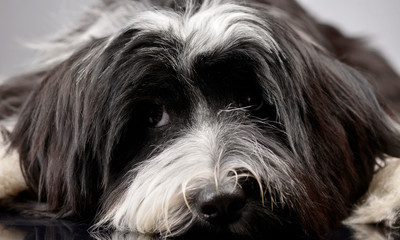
197,185,246,225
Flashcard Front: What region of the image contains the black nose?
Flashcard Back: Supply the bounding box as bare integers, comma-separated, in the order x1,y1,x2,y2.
197,185,247,225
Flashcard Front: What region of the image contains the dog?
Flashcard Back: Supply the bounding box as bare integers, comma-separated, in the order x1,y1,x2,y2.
1,0,400,239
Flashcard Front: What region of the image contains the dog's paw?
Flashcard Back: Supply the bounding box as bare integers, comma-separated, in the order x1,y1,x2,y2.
344,158,400,227
0,140,27,199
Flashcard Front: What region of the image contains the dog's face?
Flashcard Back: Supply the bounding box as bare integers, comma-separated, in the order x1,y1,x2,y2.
6,0,400,239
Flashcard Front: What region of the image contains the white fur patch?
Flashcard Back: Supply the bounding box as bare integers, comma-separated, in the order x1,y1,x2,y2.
0,223,26,240
131,1,281,61
346,224,391,240
0,119,27,199
344,158,400,227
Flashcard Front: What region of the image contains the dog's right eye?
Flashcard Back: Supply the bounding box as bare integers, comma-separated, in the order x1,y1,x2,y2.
146,104,170,128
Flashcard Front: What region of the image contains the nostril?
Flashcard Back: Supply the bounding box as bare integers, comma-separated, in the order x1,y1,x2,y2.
200,204,219,218
197,186,247,225
228,197,246,214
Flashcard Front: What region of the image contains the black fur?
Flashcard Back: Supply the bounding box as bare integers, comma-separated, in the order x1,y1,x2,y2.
1,0,400,239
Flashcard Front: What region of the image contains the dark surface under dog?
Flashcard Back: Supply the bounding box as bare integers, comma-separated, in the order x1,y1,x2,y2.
1,212,400,240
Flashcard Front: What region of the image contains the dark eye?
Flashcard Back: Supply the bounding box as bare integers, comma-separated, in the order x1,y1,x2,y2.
147,104,170,128
239,91,264,112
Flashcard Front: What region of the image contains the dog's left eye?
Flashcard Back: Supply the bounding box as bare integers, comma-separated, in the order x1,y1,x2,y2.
239,91,264,112
147,104,170,128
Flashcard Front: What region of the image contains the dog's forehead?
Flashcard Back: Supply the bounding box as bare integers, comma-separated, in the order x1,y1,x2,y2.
103,2,287,98
125,2,281,59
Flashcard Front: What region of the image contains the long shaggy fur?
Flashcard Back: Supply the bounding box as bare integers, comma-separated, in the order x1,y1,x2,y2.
1,0,400,239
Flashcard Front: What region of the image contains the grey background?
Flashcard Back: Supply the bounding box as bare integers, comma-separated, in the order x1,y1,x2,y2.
1,0,399,78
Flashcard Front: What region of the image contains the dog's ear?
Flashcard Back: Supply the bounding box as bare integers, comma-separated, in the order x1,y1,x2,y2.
8,42,109,218
8,28,149,218
301,53,400,161
272,51,400,234
337,61,400,159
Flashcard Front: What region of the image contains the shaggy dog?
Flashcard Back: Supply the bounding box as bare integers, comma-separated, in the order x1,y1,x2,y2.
1,0,400,239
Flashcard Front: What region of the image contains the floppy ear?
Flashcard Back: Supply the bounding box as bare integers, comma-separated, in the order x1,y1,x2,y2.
298,52,400,197
7,40,110,218
7,65,88,218
323,58,400,159
7,29,143,218
269,49,400,235
0,65,54,201
272,45,400,234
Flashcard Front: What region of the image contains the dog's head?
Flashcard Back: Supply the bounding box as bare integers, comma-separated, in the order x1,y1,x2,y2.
8,0,400,238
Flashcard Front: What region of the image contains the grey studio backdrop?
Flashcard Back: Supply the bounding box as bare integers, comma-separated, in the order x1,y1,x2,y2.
0,0,399,79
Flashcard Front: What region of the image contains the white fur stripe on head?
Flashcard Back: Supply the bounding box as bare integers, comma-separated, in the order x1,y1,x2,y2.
130,1,281,60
